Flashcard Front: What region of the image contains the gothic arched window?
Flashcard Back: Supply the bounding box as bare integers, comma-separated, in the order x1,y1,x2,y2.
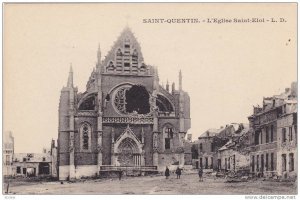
114,87,129,114
80,123,91,151
163,125,174,150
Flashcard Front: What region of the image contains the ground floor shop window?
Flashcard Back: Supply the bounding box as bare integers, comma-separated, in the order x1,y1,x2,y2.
16,166,21,174
289,153,294,172
282,154,287,171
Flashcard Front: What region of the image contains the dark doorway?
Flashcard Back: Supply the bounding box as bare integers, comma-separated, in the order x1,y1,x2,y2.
205,157,208,169
196,161,199,169
217,159,221,170
261,154,264,173
39,163,50,175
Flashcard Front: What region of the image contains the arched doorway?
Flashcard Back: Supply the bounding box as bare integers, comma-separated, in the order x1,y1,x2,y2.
113,125,144,166
117,137,141,166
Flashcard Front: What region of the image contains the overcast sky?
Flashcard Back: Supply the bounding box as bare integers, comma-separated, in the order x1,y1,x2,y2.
4,3,297,153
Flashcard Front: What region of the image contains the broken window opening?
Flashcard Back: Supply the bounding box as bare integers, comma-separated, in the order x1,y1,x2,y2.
261,154,264,172
256,155,259,172
289,153,294,172
271,125,274,142
125,85,150,114
165,138,171,150
79,96,96,110
252,156,255,172
164,126,174,150
289,126,293,141
282,128,287,143
166,128,173,138
156,94,174,112
255,131,260,145
266,153,269,171
271,153,274,171
266,127,269,143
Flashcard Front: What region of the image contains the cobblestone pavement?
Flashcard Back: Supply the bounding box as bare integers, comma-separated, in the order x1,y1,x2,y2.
5,173,297,195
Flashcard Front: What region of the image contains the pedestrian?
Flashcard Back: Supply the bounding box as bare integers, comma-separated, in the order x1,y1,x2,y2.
118,170,123,181
165,166,170,179
176,167,182,179
198,167,203,182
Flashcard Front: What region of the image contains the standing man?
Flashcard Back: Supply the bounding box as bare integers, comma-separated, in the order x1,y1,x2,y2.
176,167,182,179
119,170,123,181
198,167,203,182
165,166,170,179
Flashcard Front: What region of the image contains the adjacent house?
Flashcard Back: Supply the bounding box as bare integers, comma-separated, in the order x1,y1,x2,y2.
248,82,297,178
3,131,14,176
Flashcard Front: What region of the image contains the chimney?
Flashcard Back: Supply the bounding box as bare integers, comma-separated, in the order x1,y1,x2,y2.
291,82,297,97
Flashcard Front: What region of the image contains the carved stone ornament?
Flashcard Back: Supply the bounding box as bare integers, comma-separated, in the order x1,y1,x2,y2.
175,147,184,153
69,146,74,152
153,147,159,153
102,117,153,124
96,144,102,153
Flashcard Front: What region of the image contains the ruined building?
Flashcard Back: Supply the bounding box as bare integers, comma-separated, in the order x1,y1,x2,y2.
12,140,58,178
57,28,191,180
193,123,250,172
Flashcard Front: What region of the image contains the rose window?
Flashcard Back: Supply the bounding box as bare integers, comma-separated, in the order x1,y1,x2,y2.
114,87,129,114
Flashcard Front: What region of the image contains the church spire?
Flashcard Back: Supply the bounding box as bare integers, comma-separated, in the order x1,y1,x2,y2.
67,63,73,88
179,69,182,91
97,43,101,65
172,82,175,94
166,79,170,92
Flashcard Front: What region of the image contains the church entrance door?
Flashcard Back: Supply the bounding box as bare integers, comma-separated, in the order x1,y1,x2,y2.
117,137,141,166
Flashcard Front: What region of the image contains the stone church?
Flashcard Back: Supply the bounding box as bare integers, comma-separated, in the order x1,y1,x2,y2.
58,27,191,180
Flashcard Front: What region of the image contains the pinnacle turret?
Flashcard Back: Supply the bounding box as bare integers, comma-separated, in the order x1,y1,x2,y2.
67,63,73,88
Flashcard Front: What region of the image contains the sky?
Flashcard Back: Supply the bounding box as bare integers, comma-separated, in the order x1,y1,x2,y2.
3,3,297,153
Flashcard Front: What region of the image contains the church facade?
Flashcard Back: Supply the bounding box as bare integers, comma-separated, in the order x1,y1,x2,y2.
57,28,191,180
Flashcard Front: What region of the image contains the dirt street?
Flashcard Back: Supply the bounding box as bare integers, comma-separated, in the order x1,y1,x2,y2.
5,173,297,195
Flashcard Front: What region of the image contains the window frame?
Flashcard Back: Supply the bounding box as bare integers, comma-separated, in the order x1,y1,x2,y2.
163,125,175,151
80,122,92,152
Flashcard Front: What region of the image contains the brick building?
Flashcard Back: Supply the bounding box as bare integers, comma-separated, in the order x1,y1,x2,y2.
276,103,297,179
57,27,191,180
13,151,52,177
217,126,251,173
248,82,297,178
12,140,58,178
